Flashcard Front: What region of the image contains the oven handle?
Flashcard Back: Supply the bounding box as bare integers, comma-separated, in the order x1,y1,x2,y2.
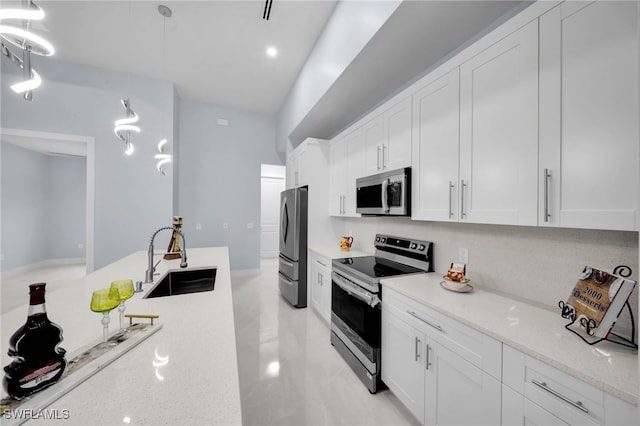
332,272,380,308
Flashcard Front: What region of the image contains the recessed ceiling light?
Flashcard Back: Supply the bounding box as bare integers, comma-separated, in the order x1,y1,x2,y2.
266,46,278,57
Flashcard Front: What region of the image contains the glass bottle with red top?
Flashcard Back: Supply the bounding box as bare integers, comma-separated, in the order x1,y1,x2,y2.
3,283,67,399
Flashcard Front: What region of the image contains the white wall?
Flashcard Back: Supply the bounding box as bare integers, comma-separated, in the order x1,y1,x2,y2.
1,143,86,271
276,0,401,152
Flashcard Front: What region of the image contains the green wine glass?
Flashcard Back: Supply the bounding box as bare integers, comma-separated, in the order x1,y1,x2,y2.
90,287,120,346
110,279,135,332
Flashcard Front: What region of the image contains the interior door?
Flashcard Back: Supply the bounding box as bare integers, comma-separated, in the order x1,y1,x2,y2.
260,165,285,258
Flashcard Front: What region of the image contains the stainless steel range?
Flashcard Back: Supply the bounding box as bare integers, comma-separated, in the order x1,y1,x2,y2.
330,234,433,393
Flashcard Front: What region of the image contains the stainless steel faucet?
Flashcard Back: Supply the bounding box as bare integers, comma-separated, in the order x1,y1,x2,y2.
144,226,188,283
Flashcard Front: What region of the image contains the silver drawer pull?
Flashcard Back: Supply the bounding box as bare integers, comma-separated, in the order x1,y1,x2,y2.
531,380,589,414
407,310,443,332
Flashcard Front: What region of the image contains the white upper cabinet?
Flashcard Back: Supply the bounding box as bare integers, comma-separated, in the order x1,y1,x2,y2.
412,68,461,222
329,128,363,217
363,97,412,175
459,20,539,226
539,1,639,231
362,114,384,176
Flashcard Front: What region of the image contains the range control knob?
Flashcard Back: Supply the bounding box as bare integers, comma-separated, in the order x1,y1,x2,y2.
375,237,380,242
410,243,417,250
381,237,386,244
418,244,426,251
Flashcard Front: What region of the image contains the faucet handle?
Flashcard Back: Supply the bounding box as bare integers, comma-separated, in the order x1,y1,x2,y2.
135,281,143,293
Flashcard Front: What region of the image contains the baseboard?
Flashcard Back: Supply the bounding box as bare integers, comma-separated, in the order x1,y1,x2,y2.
2,258,86,279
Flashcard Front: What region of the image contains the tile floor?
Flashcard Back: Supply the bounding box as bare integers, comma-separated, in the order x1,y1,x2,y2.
231,259,419,426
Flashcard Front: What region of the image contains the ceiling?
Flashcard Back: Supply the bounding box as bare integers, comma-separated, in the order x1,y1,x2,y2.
1,0,526,152
24,0,338,115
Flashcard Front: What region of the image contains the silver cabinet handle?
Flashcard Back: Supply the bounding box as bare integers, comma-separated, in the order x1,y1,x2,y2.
377,146,381,170
415,337,421,362
407,310,444,332
318,272,322,285
382,144,387,169
531,380,589,414
425,344,432,370
544,169,551,222
461,179,467,218
448,181,454,219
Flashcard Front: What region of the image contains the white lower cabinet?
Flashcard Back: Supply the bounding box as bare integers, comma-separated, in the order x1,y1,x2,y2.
383,291,638,426
382,287,501,425
309,251,332,324
502,344,637,426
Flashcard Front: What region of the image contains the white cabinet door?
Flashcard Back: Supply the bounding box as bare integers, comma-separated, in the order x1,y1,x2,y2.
344,129,364,216
425,341,501,426
381,310,425,424
330,129,363,217
539,0,639,231
329,139,346,215
309,253,332,324
459,20,538,226
363,97,411,175
383,96,412,171
502,384,570,426
412,68,460,221
363,115,384,176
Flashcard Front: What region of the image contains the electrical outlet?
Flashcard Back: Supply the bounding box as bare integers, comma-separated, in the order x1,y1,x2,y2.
223,223,229,229
78,243,84,249
247,222,254,229
196,223,202,230
458,247,469,264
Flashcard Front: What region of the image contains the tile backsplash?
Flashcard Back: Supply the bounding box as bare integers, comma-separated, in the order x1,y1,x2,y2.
339,217,639,337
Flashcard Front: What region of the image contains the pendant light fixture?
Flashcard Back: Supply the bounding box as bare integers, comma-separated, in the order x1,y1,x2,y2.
114,98,140,156
113,1,140,156
0,0,55,100
155,4,172,175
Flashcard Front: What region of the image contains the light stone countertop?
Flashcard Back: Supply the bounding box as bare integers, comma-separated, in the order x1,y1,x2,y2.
1,247,241,425
308,245,371,261
381,273,638,406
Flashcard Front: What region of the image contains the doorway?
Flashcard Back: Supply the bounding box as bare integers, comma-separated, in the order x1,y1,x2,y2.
0,128,95,273
260,164,285,258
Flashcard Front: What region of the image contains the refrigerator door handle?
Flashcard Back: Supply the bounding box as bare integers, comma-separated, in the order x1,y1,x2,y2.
281,197,289,244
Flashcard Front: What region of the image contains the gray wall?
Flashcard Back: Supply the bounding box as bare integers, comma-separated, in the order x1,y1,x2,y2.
2,57,175,271
1,143,86,271
2,57,284,272
178,99,284,270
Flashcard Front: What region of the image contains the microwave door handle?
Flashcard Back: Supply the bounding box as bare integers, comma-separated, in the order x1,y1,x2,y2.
381,178,390,213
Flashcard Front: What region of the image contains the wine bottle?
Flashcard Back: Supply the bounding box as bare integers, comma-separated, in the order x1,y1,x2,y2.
3,283,67,399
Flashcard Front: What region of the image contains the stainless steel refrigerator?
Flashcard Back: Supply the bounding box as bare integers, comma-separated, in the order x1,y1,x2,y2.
278,186,308,308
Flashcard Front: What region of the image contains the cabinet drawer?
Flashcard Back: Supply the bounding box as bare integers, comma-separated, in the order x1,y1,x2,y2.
382,287,502,380
503,345,604,425
310,253,331,272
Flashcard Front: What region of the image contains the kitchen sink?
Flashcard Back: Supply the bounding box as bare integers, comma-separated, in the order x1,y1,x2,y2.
144,268,216,298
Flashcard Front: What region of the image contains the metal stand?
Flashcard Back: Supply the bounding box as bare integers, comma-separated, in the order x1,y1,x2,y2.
558,265,637,350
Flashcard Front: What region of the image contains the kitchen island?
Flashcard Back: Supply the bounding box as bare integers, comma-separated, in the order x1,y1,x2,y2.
1,247,242,425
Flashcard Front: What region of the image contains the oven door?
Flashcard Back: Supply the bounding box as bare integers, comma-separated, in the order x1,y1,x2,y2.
331,272,381,363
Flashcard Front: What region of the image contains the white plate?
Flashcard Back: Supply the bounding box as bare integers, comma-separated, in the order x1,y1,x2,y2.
440,281,473,293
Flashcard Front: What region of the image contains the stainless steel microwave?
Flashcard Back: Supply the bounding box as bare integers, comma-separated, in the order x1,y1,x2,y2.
356,167,411,216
